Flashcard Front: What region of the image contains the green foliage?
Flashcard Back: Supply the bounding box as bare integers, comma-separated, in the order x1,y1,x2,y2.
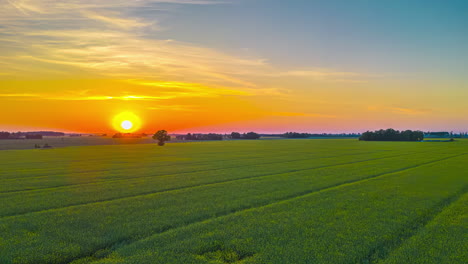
360,129,424,141
0,139,467,263
152,130,170,146
182,133,223,140
242,132,260,139
230,132,241,139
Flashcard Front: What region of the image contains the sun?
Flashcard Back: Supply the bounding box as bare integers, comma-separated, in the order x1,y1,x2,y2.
121,120,133,130
113,112,141,132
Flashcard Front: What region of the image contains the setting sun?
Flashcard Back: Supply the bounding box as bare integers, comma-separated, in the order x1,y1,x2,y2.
121,120,133,130
113,112,141,132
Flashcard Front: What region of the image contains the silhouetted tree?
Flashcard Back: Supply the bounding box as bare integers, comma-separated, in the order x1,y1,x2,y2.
243,132,261,139
153,130,171,146
177,133,223,140
231,132,241,139
0,132,10,139
359,129,424,141
282,132,361,138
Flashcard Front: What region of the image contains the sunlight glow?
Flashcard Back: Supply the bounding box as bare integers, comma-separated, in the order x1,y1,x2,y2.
113,112,141,132
121,120,133,130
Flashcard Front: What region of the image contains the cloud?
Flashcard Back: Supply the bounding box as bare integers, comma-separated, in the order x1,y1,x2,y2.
1,0,222,16
81,11,153,30
274,69,376,83
147,105,201,111
273,112,337,118
0,0,373,102
0,93,38,97
368,105,430,115
0,78,252,101
390,107,429,115
130,80,251,96
49,95,175,101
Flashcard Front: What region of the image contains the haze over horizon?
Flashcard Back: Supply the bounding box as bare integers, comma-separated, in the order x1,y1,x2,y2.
1,0,467,133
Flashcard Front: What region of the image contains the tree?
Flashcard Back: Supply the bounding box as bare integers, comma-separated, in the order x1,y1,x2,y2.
230,132,241,139
243,132,260,139
359,128,424,141
0,132,10,139
153,130,171,146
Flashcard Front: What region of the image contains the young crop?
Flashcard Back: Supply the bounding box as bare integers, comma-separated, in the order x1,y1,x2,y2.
0,139,466,263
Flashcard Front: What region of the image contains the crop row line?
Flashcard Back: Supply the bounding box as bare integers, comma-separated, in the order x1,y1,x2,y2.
0,142,269,165
360,185,468,263
0,149,395,194
0,148,380,180
1,152,413,218
63,153,466,264
0,142,365,167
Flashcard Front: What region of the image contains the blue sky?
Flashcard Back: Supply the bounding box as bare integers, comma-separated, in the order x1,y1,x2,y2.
150,0,468,77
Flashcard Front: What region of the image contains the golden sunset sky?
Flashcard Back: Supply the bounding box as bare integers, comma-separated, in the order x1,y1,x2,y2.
1,0,467,133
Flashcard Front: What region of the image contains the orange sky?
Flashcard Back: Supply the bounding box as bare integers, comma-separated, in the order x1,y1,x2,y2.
1,1,467,133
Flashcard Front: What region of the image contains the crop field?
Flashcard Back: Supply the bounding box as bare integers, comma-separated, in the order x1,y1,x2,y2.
0,137,157,150
0,139,467,263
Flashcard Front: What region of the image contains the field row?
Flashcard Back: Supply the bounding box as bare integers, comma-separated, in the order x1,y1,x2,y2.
0,139,453,179
87,155,467,264
0,151,459,218
0,144,382,180
0,153,465,263
0,148,389,191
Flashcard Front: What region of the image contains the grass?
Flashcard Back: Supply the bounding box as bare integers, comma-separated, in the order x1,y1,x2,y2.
0,139,466,263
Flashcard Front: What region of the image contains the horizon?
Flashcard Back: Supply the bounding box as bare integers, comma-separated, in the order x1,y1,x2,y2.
1,0,467,132
1,128,465,135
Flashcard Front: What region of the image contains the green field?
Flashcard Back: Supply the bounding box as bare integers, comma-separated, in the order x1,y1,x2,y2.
0,139,467,263
0,137,157,150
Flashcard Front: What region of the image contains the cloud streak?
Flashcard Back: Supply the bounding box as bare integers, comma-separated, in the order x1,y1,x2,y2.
0,0,373,103
368,105,430,116
273,112,337,118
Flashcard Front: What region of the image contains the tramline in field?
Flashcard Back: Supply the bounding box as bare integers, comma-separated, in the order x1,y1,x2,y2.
0,139,466,263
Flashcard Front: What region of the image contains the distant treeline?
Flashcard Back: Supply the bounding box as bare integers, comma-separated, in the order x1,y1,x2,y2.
0,131,66,139
112,133,149,139
175,132,261,141
230,132,261,139
359,129,424,141
0,132,45,139
279,132,361,138
176,133,223,140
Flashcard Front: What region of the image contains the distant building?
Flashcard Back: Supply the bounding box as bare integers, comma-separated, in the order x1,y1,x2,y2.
424,132,450,138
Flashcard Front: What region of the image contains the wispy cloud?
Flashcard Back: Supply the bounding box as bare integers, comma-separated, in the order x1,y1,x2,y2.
47,94,174,101
148,104,201,111
368,105,430,115
1,0,222,16
0,93,38,97
275,69,376,83
81,11,153,30
390,107,429,115
0,0,373,103
131,80,251,96
273,112,337,118
0,78,251,101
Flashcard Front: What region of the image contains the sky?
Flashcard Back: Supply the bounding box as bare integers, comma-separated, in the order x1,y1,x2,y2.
1,0,467,133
